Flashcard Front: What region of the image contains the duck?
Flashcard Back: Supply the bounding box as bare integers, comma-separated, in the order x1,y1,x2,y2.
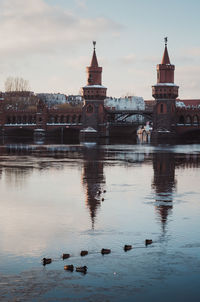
124,244,132,251
42,258,52,265
145,239,153,246
97,190,101,195
64,265,74,271
103,190,106,193
76,266,87,273
80,250,88,256
62,253,70,260
101,198,104,201
101,248,111,255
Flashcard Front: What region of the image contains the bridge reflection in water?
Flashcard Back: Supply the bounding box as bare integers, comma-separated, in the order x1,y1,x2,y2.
82,145,106,229
0,141,200,233
152,153,176,234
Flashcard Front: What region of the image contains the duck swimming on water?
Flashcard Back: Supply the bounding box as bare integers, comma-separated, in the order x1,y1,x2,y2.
42,258,52,265
64,265,74,271
145,239,153,246
76,266,87,273
124,245,132,251
62,253,70,260
101,248,111,255
80,250,88,256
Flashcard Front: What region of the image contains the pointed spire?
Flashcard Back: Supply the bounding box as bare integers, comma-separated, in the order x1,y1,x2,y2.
161,37,170,64
90,41,99,67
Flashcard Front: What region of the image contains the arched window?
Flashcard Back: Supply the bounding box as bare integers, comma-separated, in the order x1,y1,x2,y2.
33,116,36,123
23,116,27,124
28,116,32,124
88,73,92,84
193,115,199,125
158,103,166,114
66,115,70,123
60,115,64,123
48,115,52,123
17,116,22,124
86,104,93,113
72,115,76,123
186,115,192,125
179,115,185,124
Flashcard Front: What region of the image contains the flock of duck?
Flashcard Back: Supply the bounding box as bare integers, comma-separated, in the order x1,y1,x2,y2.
42,239,153,274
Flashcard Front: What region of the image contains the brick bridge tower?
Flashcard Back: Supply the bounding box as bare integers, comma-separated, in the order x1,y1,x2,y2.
152,38,179,139
81,42,107,138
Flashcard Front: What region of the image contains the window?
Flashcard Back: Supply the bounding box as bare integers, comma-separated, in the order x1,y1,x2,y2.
72,115,76,123
193,115,199,125
88,73,92,83
179,115,185,124
86,104,93,113
186,115,192,124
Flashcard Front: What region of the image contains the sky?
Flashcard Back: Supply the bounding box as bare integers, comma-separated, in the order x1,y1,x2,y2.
0,0,200,99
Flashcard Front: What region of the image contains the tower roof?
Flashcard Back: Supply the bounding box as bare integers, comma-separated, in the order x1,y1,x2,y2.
90,41,99,67
161,45,170,65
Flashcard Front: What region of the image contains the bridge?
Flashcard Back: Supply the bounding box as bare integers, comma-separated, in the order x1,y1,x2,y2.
105,108,153,122
0,99,153,138
1,94,200,139
176,105,200,136
1,41,200,140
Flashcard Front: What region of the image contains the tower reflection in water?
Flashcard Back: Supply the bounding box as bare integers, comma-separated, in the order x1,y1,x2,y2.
152,153,176,233
82,144,106,229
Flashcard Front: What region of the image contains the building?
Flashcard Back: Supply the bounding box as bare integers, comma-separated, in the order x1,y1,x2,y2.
152,38,179,138
66,95,83,106
81,41,107,138
37,93,67,107
105,96,145,123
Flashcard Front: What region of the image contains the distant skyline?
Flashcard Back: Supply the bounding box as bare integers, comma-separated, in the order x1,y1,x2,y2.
0,0,200,99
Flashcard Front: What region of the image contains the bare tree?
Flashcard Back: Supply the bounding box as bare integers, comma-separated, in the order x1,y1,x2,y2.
5,77,30,92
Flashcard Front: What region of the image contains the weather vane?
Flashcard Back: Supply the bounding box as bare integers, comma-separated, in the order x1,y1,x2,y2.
164,37,168,46
93,41,96,50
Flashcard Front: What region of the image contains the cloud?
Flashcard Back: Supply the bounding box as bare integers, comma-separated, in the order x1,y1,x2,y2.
185,47,200,57
0,0,121,58
75,0,88,9
121,53,136,64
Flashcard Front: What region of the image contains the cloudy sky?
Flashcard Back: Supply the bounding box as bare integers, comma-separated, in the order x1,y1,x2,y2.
0,0,200,99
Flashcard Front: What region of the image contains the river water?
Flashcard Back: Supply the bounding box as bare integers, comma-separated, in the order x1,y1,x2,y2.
0,138,200,301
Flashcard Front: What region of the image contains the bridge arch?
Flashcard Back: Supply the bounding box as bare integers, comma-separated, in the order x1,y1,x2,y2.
22,115,27,124
179,115,185,124
17,116,22,124
66,115,70,123
193,115,199,125
5,127,34,137
185,115,192,125
6,116,11,124
28,115,32,123
72,114,76,123
54,115,58,124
